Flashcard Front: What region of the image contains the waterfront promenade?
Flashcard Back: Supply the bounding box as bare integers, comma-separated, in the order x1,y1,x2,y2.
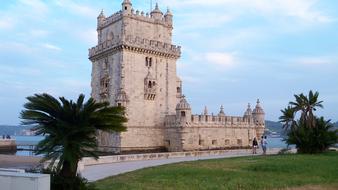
81,148,284,182
0,154,41,169
0,148,285,182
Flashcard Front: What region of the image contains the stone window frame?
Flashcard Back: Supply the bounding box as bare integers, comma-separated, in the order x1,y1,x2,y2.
145,57,153,67
237,139,243,146
225,139,230,145
212,140,217,145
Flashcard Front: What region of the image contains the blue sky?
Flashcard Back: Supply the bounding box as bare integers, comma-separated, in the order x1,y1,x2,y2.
0,0,338,125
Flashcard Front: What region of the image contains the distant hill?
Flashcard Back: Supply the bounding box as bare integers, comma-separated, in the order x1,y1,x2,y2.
0,125,32,136
265,120,338,135
265,120,284,133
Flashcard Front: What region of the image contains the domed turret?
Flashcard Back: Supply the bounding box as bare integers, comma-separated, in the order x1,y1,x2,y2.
97,9,106,27
116,88,129,107
176,95,191,122
243,103,253,118
122,0,132,14
176,95,191,110
218,105,225,116
151,3,163,20
252,99,265,125
203,106,208,115
164,7,173,24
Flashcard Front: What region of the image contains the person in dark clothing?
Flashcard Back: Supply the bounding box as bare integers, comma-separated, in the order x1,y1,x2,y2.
252,137,258,154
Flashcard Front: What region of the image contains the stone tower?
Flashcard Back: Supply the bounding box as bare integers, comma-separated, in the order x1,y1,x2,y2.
89,1,181,152
252,99,265,138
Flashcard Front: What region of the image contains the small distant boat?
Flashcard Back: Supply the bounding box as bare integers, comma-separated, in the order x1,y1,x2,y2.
269,132,281,138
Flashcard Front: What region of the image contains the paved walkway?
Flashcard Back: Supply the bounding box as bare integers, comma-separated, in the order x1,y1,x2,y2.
0,154,41,169
82,148,282,182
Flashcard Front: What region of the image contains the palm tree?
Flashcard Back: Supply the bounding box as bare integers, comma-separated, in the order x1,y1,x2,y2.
289,90,323,128
279,106,296,130
20,93,127,178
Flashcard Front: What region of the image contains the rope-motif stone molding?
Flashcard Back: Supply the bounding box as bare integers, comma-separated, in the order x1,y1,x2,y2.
89,36,181,60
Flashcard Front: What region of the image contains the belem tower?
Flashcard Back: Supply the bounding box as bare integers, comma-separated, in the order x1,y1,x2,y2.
89,0,265,153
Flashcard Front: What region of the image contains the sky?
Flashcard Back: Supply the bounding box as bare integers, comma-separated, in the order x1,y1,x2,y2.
0,0,338,125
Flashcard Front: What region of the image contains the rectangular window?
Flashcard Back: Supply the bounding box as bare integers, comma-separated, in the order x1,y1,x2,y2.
212,140,217,145
199,140,204,146
237,139,242,146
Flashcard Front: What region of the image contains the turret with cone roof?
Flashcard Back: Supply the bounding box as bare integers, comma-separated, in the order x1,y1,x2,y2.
122,0,132,14
176,95,192,123
218,105,225,116
203,106,208,115
151,3,163,20
252,99,265,125
164,7,173,25
243,103,253,118
97,9,106,27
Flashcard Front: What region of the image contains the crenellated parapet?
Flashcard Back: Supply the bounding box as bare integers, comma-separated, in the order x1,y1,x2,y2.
97,5,173,30
97,11,123,29
165,114,255,128
89,35,181,59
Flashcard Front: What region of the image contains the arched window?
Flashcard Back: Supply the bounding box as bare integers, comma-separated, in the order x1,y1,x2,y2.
177,87,181,93
181,111,186,117
145,57,148,67
148,81,152,88
152,81,156,86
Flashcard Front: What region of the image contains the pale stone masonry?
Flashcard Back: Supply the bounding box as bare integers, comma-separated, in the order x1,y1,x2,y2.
89,0,265,153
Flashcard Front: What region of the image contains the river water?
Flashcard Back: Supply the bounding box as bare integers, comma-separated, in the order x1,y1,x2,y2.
10,136,290,156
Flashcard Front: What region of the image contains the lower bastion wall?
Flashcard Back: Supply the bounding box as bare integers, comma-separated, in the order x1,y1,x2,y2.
165,114,262,152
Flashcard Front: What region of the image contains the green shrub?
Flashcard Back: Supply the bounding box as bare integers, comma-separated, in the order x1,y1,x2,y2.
48,173,98,190
285,117,338,154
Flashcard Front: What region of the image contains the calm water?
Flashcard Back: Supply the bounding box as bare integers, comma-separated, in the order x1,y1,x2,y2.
10,136,289,156
14,136,45,156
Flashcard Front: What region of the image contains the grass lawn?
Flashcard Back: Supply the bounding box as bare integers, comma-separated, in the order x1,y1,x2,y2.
94,152,338,190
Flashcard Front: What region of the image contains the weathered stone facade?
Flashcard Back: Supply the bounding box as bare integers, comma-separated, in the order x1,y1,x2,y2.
89,0,265,153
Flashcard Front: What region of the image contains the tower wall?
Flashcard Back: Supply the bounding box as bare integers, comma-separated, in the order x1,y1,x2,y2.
90,2,181,152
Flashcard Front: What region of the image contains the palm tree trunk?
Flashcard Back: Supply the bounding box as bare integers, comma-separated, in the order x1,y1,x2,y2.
60,160,78,177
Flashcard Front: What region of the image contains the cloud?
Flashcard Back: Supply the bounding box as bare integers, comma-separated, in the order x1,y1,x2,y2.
0,42,35,54
30,29,49,38
18,0,49,16
77,29,97,45
41,43,62,51
205,52,237,68
0,17,14,30
161,0,334,24
54,0,98,18
296,56,333,65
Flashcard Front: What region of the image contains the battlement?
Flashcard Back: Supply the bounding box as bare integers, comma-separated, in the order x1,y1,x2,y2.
98,8,172,30
89,35,181,59
165,114,256,128
98,11,123,29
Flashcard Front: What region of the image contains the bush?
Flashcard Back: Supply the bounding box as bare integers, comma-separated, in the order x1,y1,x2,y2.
48,173,98,190
285,117,338,154
26,168,97,190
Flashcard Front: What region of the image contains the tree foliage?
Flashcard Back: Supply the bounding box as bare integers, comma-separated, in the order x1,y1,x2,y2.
279,90,337,153
20,93,127,180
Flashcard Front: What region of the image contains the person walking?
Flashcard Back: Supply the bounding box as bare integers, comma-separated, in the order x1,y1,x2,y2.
262,136,268,155
252,137,258,154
